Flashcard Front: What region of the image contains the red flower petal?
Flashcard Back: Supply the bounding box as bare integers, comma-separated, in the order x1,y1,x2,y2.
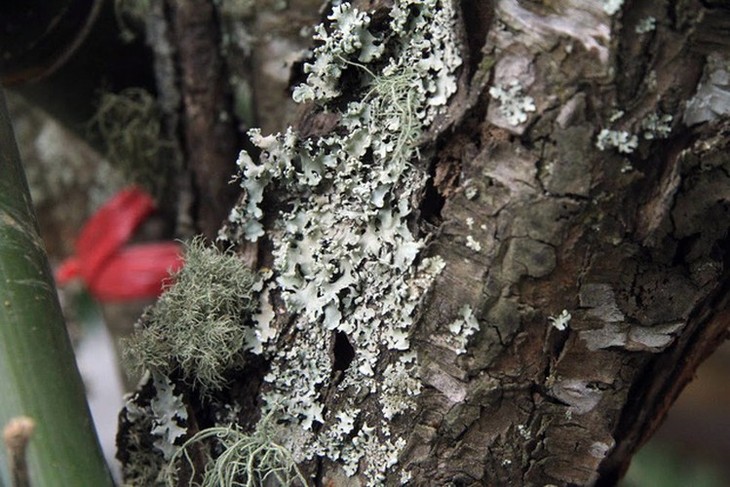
87,243,184,301
55,257,81,285
75,186,155,283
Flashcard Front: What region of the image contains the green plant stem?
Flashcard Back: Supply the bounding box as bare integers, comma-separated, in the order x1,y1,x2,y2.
0,87,113,487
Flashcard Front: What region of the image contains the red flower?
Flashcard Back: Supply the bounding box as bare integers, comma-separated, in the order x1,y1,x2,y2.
55,187,183,301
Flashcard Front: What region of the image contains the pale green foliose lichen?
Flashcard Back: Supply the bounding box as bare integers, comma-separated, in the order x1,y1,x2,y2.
149,372,188,460
342,424,406,483
595,128,638,153
608,109,624,122
292,3,384,103
595,110,672,154
488,81,536,126
466,235,482,252
222,0,461,483
635,16,656,34
548,309,571,331
641,112,673,140
595,107,672,155
446,305,480,355
122,371,188,462
380,351,422,419
601,0,624,16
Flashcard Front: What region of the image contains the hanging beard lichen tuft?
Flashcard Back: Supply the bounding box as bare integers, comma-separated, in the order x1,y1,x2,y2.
122,237,259,395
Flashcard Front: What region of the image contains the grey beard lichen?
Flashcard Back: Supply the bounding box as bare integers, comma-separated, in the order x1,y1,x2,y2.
165,410,307,487
120,239,262,485
221,0,461,484
122,237,259,395
90,87,176,197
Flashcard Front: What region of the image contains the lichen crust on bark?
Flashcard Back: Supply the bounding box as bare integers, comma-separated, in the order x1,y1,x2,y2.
222,0,464,484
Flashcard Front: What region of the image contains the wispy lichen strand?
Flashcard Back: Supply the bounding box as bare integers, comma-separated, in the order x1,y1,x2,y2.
165,410,308,487
123,238,259,394
222,0,461,483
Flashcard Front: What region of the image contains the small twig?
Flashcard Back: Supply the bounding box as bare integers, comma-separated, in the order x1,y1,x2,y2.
3,416,36,487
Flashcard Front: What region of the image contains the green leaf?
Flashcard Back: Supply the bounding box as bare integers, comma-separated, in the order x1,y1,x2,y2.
0,88,113,487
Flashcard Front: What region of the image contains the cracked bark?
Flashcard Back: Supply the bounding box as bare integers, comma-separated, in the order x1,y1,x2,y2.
311,1,728,484
394,1,730,485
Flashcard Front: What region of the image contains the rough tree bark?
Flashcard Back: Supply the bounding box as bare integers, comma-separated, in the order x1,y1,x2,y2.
113,1,729,486
399,1,729,484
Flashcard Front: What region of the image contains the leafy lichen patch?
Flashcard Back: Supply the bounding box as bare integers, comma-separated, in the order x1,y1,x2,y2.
465,235,482,252
601,0,624,16
446,305,481,355
594,108,672,156
118,372,184,486
635,16,656,34
148,372,189,460
640,112,673,140
488,81,536,127
222,0,462,482
595,128,638,153
549,309,571,331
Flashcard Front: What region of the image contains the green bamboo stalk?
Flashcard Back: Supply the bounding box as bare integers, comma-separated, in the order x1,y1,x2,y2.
0,87,113,487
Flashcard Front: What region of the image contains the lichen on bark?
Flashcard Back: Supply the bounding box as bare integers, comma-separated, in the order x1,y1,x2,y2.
221,1,465,483
116,0,730,485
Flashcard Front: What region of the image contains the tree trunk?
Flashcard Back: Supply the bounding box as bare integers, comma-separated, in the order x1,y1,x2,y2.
116,1,729,486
